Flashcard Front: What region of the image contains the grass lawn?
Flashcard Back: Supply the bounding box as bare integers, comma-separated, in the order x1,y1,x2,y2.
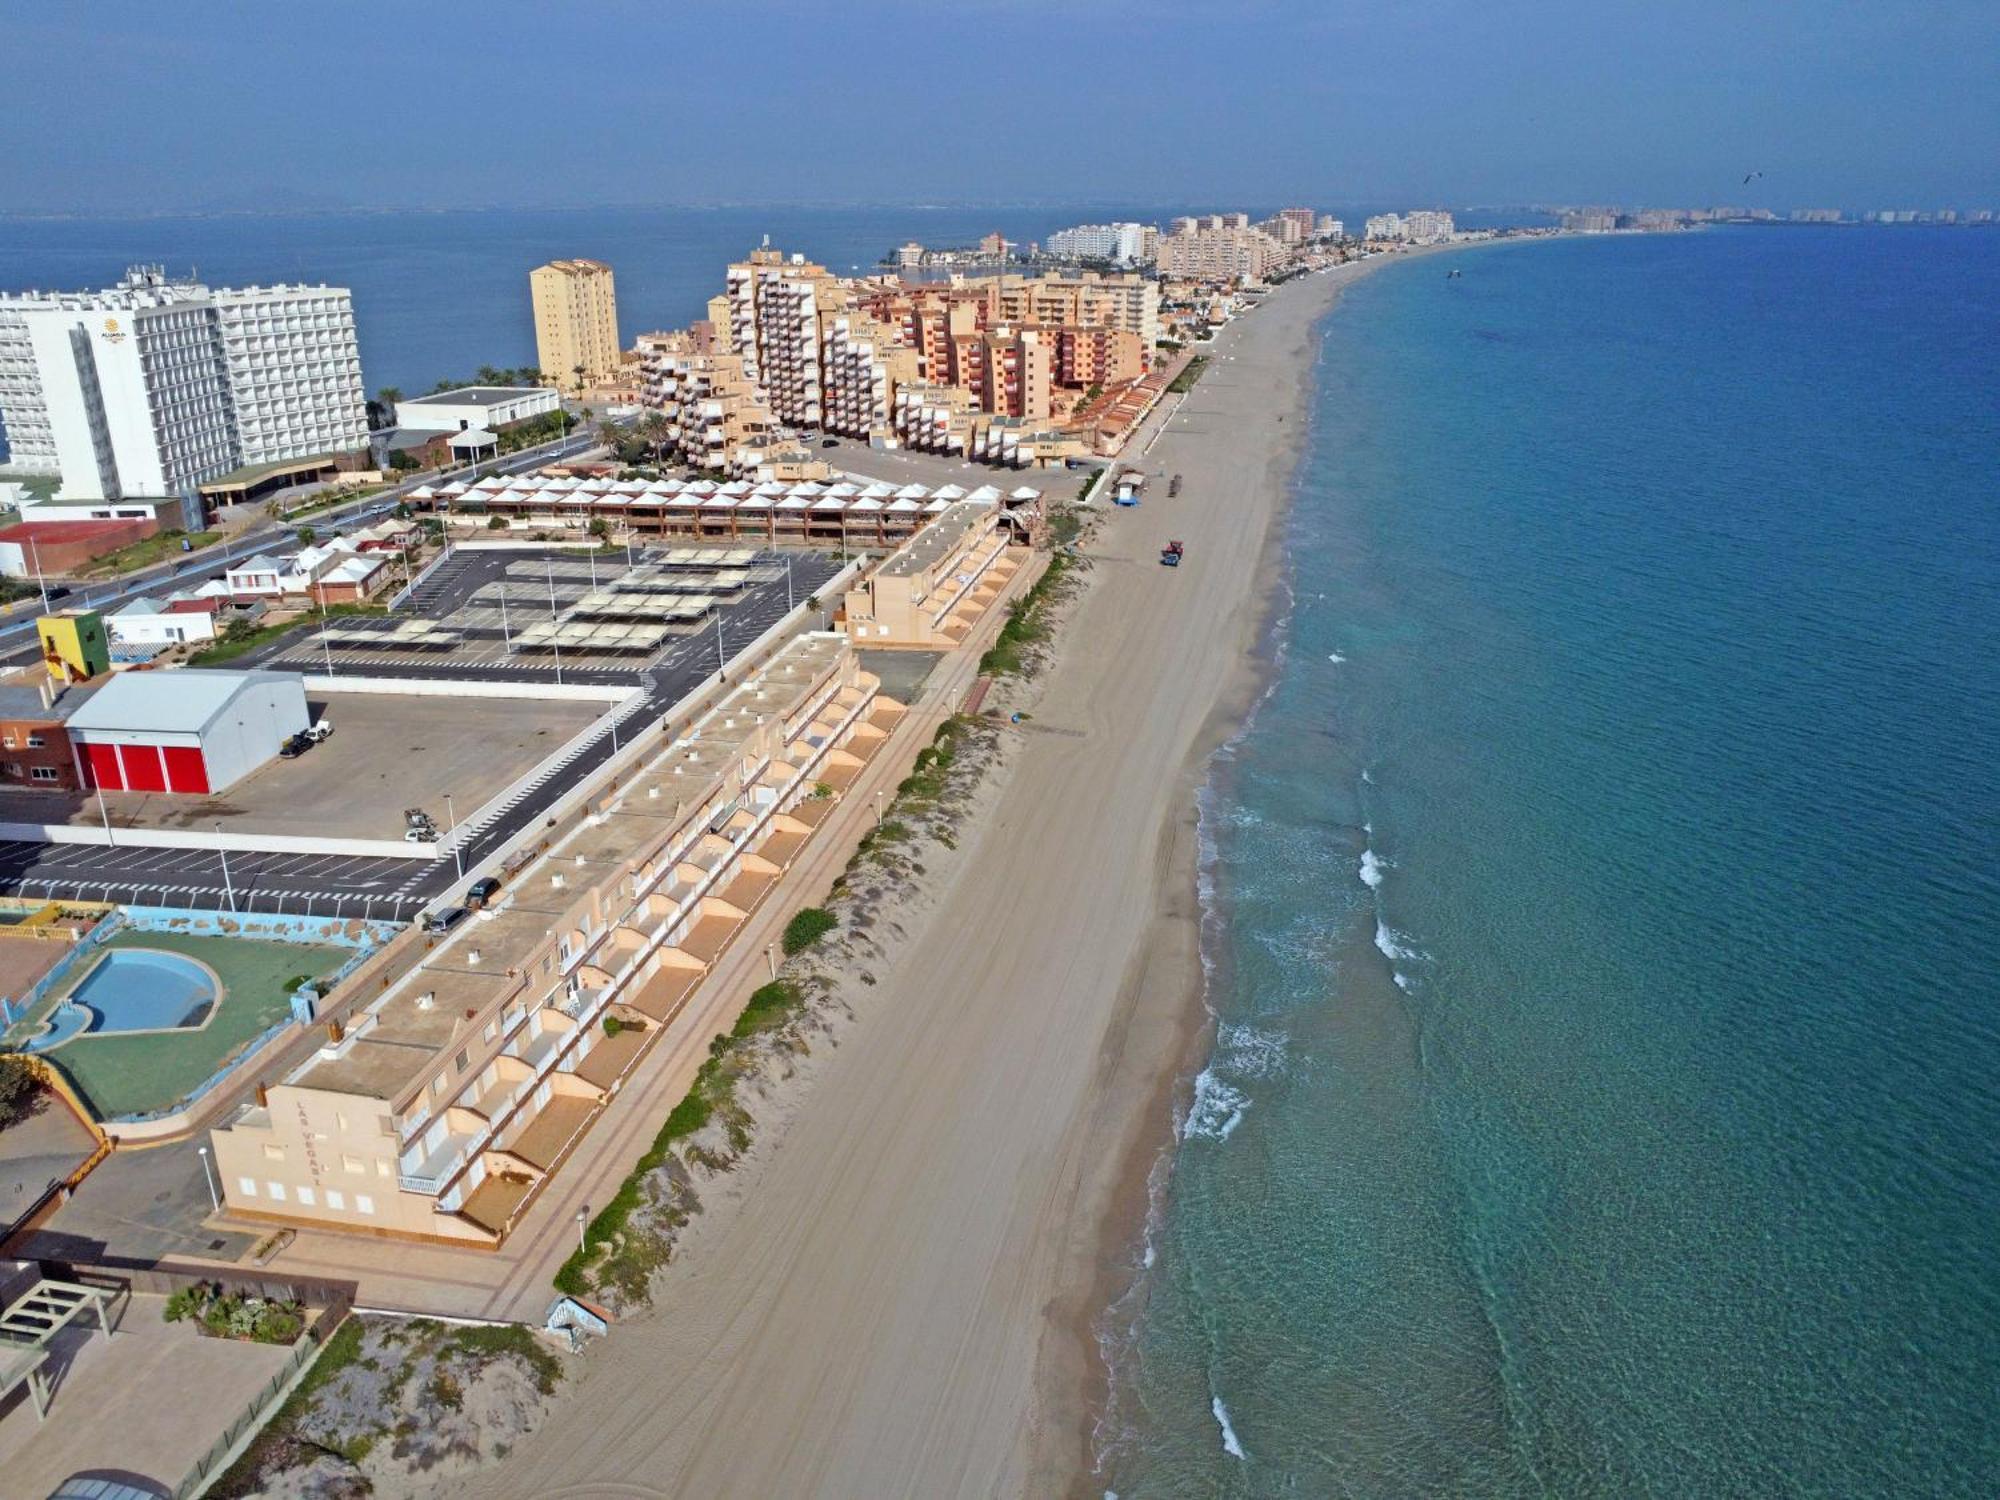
81,529,223,577
48,930,347,1120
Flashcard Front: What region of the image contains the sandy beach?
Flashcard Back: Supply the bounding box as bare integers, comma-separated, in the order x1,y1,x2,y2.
475,254,1401,1499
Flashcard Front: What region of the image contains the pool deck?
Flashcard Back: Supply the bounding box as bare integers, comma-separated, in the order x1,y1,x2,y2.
40,931,348,1122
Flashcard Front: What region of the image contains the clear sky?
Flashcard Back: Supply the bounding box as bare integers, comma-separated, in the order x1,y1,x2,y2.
2,0,1993,215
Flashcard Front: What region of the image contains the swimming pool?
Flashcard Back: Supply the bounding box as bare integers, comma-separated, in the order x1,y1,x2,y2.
63,948,220,1035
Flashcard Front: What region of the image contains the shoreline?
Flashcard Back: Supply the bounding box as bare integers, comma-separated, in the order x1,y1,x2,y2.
1047,242,1473,1494
467,242,1472,1500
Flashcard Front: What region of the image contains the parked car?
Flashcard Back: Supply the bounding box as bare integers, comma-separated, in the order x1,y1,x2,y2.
821,437,839,448
424,906,470,936
278,731,313,759
304,719,333,742
465,876,503,909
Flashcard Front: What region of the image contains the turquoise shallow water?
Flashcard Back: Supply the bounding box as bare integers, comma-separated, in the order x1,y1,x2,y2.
1099,228,2000,1497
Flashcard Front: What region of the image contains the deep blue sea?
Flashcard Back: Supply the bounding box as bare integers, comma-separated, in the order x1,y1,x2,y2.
1099,227,2000,1497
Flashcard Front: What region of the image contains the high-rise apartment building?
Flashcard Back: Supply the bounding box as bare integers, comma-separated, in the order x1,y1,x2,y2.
0,266,366,502
1044,222,1159,266
529,259,621,392
1155,222,1287,282
988,272,1162,350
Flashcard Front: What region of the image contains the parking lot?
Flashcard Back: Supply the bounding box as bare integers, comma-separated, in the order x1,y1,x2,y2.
0,546,844,918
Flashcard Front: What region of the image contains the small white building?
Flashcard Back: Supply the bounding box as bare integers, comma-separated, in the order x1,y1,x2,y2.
65,669,309,795
393,386,559,433
106,592,224,648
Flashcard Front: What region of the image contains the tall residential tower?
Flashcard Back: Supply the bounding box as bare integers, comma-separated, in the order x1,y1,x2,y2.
529,258,621,393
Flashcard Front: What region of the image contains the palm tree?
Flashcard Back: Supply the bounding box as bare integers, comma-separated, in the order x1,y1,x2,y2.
572,364,588,400
596,420,621,453
476,364,503,386
636,411,670,462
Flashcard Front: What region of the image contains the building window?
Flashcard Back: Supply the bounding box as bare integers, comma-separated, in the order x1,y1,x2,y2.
376,1159,391,1176
30,767,58,783
343,1154,364,1174
266,1182,287,1202
297,1186,316,1207
237,1177,258,1197
355,1194,375,1215
25,735,44,748
325,1189,345,1211
263,1144,285,1161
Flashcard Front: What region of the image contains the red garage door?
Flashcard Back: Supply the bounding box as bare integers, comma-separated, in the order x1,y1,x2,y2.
84,742,123,792
162,745,209,794
120,744,167,793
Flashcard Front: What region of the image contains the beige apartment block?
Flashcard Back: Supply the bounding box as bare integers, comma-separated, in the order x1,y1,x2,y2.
892,380,984,455
530,259,621,392
843,500,1024,649
636,332,774,469
1055,325,1146,388
209,633,899,1247
978,326,1053,421
1155,223,1288,283
988,271,1161,349
821,312,921,442
725,247,841,430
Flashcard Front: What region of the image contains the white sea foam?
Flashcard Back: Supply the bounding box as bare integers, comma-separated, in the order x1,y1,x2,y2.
1212,1396,1247,1459
1359,848,1387,889
1375,921,1422,963
1216,1021,1288,1079
1361,766,1376,785
1327,651,1347,664
1394,973,1415,992
1184,1068,1250,1140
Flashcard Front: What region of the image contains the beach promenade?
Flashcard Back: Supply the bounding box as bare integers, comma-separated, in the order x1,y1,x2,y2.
471,259,1382,1499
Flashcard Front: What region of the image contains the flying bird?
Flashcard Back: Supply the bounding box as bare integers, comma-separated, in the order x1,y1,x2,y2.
1743,170,1764,185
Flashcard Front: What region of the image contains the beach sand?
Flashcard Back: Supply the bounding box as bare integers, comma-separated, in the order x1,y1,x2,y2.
473,255,1401,1500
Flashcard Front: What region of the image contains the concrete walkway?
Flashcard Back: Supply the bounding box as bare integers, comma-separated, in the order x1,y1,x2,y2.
0,1290,293,1498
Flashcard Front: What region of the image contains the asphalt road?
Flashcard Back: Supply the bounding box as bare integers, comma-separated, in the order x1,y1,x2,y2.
0,430,606,668
0,551,840,919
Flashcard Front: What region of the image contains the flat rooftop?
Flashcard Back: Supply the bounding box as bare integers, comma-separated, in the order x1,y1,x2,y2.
881,501,995,579
402,386,548,406
276,631,857,1107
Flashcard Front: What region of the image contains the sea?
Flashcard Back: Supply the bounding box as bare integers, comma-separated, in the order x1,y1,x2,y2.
1097,226,2000,1497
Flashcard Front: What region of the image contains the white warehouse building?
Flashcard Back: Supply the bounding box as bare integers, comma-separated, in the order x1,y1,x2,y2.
0,266,368,503
64,669,309,796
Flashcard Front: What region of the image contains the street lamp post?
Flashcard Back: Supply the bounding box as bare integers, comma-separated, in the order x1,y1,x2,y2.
196,1146,220,1212
576,1204,590,1255
766,942,777,980
94,777,115,848
713,607,725,674
444,792,463,881
215,822,237,912
875,789,884,825
29,538,49,612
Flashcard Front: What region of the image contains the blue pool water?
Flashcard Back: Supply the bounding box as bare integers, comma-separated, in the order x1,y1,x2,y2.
66,948,218,1034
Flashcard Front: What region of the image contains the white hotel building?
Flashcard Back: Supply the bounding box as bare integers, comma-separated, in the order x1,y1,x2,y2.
0,266,367,502
1044,222,1159,266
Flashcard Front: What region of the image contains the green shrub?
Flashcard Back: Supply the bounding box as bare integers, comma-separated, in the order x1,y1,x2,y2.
781,907,837,956
603,1014,623,1037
